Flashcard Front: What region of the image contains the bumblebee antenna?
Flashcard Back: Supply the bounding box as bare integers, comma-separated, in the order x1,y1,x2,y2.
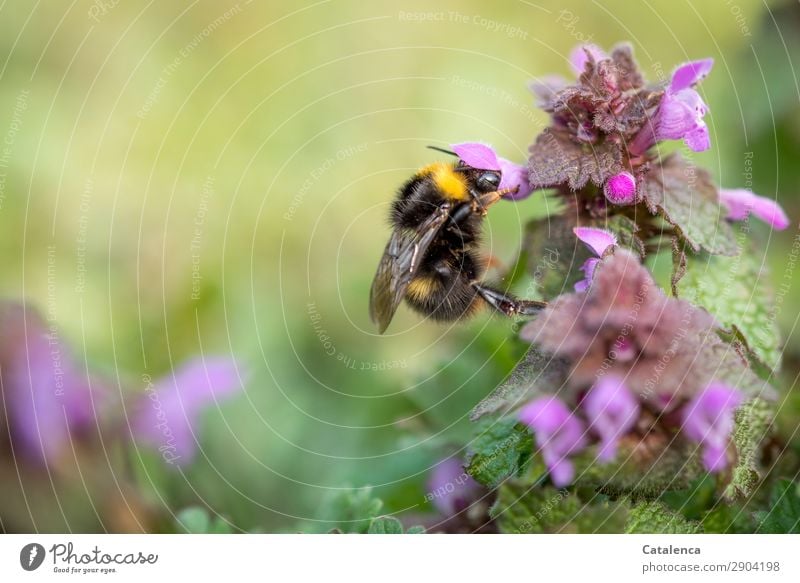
426,145,458,157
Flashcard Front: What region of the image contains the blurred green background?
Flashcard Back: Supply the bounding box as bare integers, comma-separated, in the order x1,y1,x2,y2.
1,0,798,532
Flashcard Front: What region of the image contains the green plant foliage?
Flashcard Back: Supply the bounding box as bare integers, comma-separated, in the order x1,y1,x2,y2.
175,507,234,534
465,418,533,488
492,477,628,533
367,516,425,534
641,153,739,257
724,398,773,501
677,243,782,372
755,479,800,533
625,501,702,534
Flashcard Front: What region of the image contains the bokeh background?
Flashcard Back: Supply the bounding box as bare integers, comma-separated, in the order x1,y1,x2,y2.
0,0,798,533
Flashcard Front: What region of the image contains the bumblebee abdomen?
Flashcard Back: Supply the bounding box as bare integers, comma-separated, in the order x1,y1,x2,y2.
403,250,485,322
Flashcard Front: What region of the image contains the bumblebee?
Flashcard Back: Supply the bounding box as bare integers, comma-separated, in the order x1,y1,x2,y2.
369,147,545,333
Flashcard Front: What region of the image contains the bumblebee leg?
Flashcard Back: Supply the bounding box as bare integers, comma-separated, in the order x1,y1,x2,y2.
472,283,546,317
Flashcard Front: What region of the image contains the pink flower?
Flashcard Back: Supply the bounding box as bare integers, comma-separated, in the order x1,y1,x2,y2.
450,142,534,199
719,188,790,230
630,58,713,154
582,375,640,462
518,397,587,486
427,456,481,517
682,381,743,472
130,357,244,467
604,171,637,205
0,303,108,466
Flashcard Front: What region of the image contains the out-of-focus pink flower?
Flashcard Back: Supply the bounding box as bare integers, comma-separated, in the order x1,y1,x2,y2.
426,456,481,517
630,58,713,154
569,44,608,76
582,375,640,462
518,396,587,486
719,188,790,230
682,381,743,472
0,303,106,466
604,171,637,205
130,357,244,467
450,142,534,199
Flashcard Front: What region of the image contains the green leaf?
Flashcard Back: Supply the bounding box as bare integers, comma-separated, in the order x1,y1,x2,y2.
465,418,533,488
405,525,426,534
660,474,717,521
641,153,738,256
367,516,404,534
677,244,782,371
576,438,704,498
470,346,570,421
319,487,384,533
520,212,591,301
176,507,233,534
603,214,646,256
755,479,800,533
492,479,628,533
724,398,773,501
702,504,756,534
625,501,702,533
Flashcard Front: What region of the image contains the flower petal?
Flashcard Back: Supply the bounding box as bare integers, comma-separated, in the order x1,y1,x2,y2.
498,158,533,199
670,58,714,92
0,303,105,465
569,44,608,76
682,381,743,472
131,357,244,467
684,125,710,152
519,396,587,459
604,171,637,205
450,142,501,171
719,188,790,230
427,456,481,517
573,226,617,257
582,375,640,463
574,257,600,292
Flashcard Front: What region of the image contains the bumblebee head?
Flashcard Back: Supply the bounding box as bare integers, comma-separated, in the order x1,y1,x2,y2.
426,145,502,194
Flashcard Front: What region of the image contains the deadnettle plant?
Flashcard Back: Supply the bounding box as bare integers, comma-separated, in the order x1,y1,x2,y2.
515,249,765,484
462,45,786,506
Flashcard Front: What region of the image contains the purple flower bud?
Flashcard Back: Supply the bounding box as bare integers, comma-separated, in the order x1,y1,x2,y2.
0,303,106,465
681,381,743,472
629,58,713,154
450,142,501,171
498,157,533,200
582,375,640,462
426,456,481,517
719,188,790,230
604,171,637,205
569,44,608,76
131,357,244,467
519,397,587,487
573,227,617,257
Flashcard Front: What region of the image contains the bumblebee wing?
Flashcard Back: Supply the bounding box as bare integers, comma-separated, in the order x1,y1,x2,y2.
369,204,451,333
